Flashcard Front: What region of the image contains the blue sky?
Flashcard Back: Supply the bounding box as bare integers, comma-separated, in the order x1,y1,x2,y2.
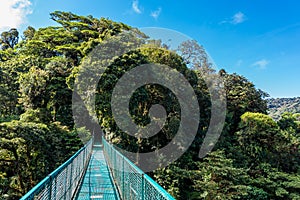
1,0,300,98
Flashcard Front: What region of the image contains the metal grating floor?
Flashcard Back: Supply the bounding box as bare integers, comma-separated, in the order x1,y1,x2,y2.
76,145,120,200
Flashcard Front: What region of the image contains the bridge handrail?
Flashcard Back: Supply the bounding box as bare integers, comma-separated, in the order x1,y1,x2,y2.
103,137,175,200
20,138,93,200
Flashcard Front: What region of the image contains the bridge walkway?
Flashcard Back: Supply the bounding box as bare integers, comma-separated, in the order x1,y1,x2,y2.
75,144,120,200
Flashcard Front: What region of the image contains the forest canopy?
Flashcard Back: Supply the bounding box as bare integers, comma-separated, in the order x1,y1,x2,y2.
0,11,299,200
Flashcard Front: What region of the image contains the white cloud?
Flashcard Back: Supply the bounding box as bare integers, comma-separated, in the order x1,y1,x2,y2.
232,12,246,24
220,11,247,25
150,7,162,20
132,0,142,14
252,59,269,69
0,0,32,32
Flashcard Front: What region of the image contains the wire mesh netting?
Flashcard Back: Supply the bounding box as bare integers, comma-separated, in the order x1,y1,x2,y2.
20,139,93,200
102,138,175,200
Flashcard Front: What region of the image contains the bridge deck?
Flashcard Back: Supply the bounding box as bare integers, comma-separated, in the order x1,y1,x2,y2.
76,144,120,200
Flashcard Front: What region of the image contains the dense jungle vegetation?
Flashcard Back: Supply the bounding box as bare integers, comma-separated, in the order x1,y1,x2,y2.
0,11,299,199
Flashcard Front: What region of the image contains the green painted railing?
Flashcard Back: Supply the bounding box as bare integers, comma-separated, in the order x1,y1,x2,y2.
20,138,93,200
21,136,175,200
103,138,175,200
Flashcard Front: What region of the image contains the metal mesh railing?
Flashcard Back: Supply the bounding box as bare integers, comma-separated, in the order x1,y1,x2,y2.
20,138,93,200
102,138,175,200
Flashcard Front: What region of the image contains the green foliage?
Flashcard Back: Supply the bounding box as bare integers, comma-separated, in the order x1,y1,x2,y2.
19,67,50,109
0,10,299,200
0,121,81,198
0,28,19,50
236,112,280,166
0,48,14,61
249,163,300,200
94,46,194,155
73,127,92,144
0,11,141,198
19,108,51,123
22,26,36,41
190,150,250,200
153,164,182,199
216,70,269,162
236,112,300,173
278,112,300,132
222,71,268,127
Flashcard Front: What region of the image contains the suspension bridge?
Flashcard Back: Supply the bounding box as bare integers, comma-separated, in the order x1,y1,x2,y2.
20,137,175,200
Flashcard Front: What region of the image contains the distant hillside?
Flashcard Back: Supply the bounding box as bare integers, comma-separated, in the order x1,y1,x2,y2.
267,97,300,120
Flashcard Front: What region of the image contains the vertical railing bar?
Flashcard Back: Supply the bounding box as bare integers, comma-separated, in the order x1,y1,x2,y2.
141,173,145,200
122,156,125,199
63,165,68,200
48,177,52,200
69,161,73,199
53,176,57,200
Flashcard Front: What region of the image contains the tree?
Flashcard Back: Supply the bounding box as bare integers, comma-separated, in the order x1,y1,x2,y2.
222,71,268,128
189,150,250,200
248,163,300,200
278,112,300,133
237,112,300,172
44,57,74,127
22,26,36,41
0,120,81,198
19,67,50,109
0,66,18,117
0,28,19,50
216,70,269,157
177,40,215,75
93,46,197,155
236,112,280,167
